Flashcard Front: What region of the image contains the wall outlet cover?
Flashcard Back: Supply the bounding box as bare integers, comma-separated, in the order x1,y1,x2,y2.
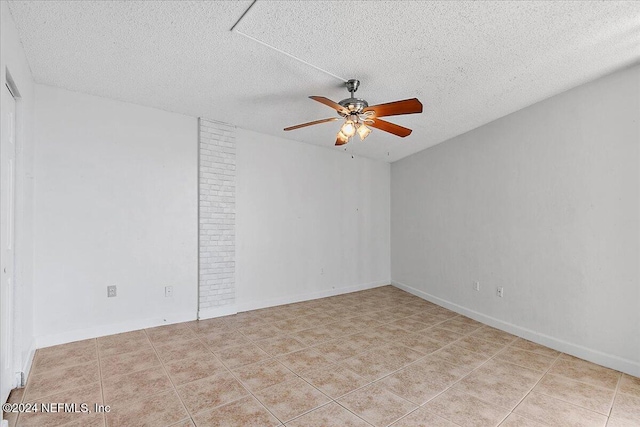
107,285,117,298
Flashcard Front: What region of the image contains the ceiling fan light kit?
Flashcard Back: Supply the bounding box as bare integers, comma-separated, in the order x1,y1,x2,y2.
284,79,423,146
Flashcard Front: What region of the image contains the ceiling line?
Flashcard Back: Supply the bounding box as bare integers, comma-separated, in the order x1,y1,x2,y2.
233,30,348,82
229,0,347,83
229,0,257,32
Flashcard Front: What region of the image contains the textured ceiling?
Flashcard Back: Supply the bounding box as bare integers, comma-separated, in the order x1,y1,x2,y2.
7,1,640,162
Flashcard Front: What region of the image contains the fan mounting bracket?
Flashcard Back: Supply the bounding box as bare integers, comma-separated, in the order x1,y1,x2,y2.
346,79,360,94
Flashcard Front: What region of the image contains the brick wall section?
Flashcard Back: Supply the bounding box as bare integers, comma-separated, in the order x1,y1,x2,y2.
199,118,236,312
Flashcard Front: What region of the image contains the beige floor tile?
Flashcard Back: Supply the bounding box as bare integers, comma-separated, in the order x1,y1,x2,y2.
405,356,469,387
31,339,97,374
618,374,640,398
99,346,161,378
423,388,510,427
192,395,279,427
498,413,548,426
377,343,427,366
199,330,251,351
345,315,384,331
428,307,458,319
164,352,228,385
19,287,627,427
232,358,296,392
391,333,445,355
146,323,197,346
325,320,358,337
302,364,370,398
455,336,507,357
238,323,284,341
105,389,188,427
453,359,542,410
470,326,518,345
24,360,100,402
421,327,464,345
495,347,557,372
405,312,446,327
17,382,103,427
533,373,615,414
337,384,418,427
347,330,390,349
373,310,411,323
548,356,620,389
97,330,151,357
437,318,483,335
346,331,387,352
606,417,640,427
286,402,371,427
376,366,448,405
389,408,459,427
340,350,399,382
453,316,484,326
276,348,333,374
34,415,106,427
102,365,172,403
300,311,337,325
176,370,249,415
4,387,23,426
273,316,317,333
370,324,415,342
214,343,270,368
185,316,235,335
7,410,20,427
514,392,607,427
429,344,490,374
255,336,306,356
608,393,640,426
7,387,24,404
289,325,339,346
153,338,211,363
390,317,433,333
510,339,561,358
254,377,330,423
312,336,370,361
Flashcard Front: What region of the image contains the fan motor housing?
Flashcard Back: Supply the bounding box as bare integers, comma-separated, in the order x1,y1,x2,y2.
338,98,369,115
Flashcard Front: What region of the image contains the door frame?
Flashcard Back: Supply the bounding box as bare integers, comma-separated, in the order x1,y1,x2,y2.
1,73,19,405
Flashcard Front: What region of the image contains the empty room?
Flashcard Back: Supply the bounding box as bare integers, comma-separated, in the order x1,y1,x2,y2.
1,1,639,426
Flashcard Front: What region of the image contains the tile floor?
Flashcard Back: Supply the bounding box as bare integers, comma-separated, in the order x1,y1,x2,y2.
4,286,640,427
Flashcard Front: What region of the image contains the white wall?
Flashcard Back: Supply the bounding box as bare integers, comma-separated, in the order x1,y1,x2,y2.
391,65,640,375
33,85,198,347
236,129,390,311
1,1,37,387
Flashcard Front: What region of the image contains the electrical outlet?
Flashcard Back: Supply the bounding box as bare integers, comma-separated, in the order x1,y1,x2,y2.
497,286,504,298
107,285,117,298
474,281,480,291
165,286,173,297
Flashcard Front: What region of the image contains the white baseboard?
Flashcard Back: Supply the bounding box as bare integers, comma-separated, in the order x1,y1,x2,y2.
34,311,197,349
198,304,238,320
236,280,390,313
391,280,640,377
21,339,36,385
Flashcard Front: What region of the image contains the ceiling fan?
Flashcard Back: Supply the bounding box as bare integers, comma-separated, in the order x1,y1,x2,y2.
284,79,423,146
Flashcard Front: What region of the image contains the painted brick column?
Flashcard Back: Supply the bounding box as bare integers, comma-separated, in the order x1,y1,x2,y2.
198,118,236,318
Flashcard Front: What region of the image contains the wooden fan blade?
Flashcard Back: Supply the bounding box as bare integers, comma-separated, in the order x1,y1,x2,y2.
363,98,423,117
309,96,348,114
368,118,413,137
284,117,339,131
335,136,348,146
